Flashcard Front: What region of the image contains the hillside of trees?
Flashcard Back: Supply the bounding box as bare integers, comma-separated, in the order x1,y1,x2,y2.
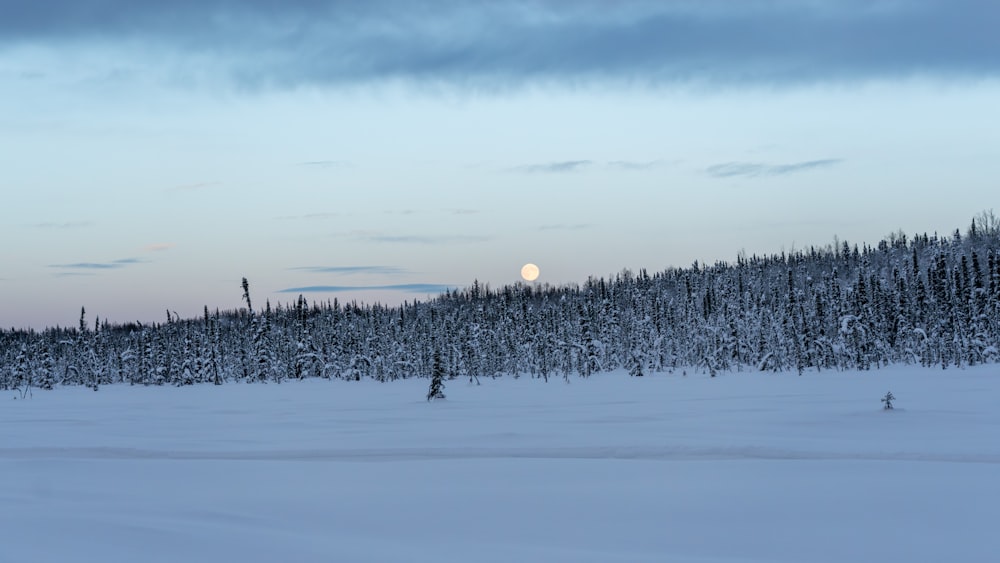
3,214,1000,391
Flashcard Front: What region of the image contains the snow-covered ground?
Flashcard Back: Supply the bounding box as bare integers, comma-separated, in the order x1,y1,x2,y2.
2,366,999,562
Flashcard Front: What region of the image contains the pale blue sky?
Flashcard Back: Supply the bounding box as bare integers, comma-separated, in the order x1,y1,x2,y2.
2,0,998,329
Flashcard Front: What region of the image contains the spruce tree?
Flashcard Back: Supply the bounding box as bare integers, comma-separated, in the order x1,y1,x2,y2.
427,348,446,401
37,341,56,390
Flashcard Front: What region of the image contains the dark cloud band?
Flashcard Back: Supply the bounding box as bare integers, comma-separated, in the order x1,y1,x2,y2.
49,258,146,270
510,160,592,174
4,1,998,89
706,159,843,179
290,266,409,276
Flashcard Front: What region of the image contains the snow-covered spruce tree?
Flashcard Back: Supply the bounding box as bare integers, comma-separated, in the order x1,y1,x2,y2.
627,350,645,377
204,306,223,385
90,316,107,390
65,307,91,388
165,311,185,386
427,349,446,401
177,329,195,386
13,344,31,397
36,339,56,390
253,300,277,383
577,305,600,377
151,328,168,385
240,277,257,382
293,295,311,379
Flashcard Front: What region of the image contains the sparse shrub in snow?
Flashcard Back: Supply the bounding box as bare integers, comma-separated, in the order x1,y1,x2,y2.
881,391,895,410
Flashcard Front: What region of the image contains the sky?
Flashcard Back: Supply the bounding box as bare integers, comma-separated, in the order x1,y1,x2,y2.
2,0,999,330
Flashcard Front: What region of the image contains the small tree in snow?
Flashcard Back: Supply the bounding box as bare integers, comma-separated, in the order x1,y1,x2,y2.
881,391,895,410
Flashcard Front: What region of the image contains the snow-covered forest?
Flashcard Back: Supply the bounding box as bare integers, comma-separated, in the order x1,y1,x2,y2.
4,214,1000,390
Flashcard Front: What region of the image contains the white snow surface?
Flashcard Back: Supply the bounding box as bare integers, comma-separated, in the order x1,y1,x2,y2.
3,365,999,562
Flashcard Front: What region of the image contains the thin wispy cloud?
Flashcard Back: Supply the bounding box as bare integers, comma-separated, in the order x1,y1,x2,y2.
343,231,490,245
510,160,592,174
450,209,480,215
18,70,45,80
31,221,93,229
278,283,455,294
49,258,147,270
508,160,664,174
364,234,490,245
3,1,996,89
291,266,410,276
706,159,843,179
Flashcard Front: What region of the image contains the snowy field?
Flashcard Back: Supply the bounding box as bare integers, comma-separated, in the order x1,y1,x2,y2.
2,366,999,563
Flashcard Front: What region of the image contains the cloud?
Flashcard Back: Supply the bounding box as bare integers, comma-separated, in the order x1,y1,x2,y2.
291,266,410,276
2,1,997,89
346,231,490,244
17,70,46,80
705,159,843,178
512,160,665,174
143,243,174,252
49,257,146,270
31,221,93,229
510,160,592,174
366,235,489,244
278,283,456,294
449,209,480,215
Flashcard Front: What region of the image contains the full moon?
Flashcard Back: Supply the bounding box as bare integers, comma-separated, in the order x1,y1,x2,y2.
521,263,540,281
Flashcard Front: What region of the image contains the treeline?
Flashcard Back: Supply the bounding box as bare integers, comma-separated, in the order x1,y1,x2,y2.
3,214,1000,390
